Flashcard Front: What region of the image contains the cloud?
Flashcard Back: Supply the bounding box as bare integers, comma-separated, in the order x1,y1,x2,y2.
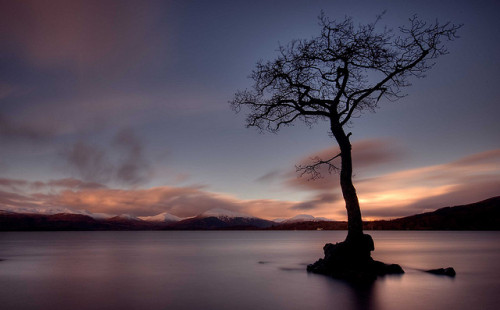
0,175,316,219
281,143,500,220
287,139,405,191
0,112,57,141
0,0,166,69
173,173,190,184
291,193,340,211
380,174,500,215
44,178,106,190
0,178,28,191
1,148,498,220
64,141,113,184
62,128,152,186
112,128,151,185
0,182,263,218
448,149,500,169
255,170,283,183
0,1,175,145
0,177,106,193
358,177,500,219
0,190,42,210
352,149,500,219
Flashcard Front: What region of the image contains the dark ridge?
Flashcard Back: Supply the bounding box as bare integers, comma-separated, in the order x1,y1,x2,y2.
364,196,500,230
268,221,348,230
169,216,274,230
0,196,498,231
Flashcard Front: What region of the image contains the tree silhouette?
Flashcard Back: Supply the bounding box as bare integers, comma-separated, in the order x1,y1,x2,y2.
231,13,460,243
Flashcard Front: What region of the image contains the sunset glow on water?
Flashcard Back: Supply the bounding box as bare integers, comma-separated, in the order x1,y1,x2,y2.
1,231,499,310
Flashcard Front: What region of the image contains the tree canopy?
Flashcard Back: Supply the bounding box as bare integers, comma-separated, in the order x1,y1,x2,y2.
231,13,461,239
232,14,461,132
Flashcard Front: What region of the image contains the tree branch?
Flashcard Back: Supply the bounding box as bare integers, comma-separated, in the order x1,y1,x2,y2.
296,152,342,180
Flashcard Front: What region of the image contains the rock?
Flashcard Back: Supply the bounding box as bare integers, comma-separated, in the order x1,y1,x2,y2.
307,234,404,283
372,260,405,274
425,267,456,277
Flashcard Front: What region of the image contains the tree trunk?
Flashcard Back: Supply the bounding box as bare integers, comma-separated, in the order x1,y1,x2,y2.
331,124,363,241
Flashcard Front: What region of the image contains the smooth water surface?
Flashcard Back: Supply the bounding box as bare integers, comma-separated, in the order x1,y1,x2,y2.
1,231,499,310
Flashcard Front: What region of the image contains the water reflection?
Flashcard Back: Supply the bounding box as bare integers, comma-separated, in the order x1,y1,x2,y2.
348,282,377,310
0,231,499,310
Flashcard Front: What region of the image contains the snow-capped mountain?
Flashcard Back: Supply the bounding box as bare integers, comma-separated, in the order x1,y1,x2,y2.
108,214,142,221
200,208,254,219
139,212,183,222
272,218,287,223
172,208,273,229
274,214,333,223
0,206,77,216
76,210,113,220
0,206,113,219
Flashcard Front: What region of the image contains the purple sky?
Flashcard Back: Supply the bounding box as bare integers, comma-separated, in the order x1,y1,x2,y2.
0,0,499,220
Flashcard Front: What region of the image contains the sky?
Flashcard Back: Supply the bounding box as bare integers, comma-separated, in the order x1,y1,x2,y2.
0,0,499,220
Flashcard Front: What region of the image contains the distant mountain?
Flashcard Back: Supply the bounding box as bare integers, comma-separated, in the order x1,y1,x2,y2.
109,214,141,221
269,220,347,230
139,212,183,223
171,208,274,229
0,212,105,231
271,196,500,231
0,212,163,231
0,207,112,220
200,208,253,219
1,197,498,230
275,214,333,224
0,208,274,230
364,196,500,230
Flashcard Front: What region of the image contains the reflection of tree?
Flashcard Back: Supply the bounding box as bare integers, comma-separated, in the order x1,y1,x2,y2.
349,281,379,310
314,274,382,310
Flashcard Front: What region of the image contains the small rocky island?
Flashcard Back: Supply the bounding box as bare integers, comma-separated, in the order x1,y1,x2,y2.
307,234,404,282
307,233,457,282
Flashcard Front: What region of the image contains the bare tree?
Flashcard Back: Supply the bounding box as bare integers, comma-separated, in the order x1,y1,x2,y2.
231,14,460,243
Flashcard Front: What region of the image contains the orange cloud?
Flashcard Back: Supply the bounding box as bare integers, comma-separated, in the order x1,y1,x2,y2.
1,148,498,220
0,181,301,220
282,143,500,220
354,149,500,218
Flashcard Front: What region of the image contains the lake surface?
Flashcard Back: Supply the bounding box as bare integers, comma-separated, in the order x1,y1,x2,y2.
1,231,499,310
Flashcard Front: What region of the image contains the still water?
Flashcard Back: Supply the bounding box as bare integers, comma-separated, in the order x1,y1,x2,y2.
0,231,499,310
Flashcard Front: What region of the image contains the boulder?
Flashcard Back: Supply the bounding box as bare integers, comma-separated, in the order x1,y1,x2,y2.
425,267,456,277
